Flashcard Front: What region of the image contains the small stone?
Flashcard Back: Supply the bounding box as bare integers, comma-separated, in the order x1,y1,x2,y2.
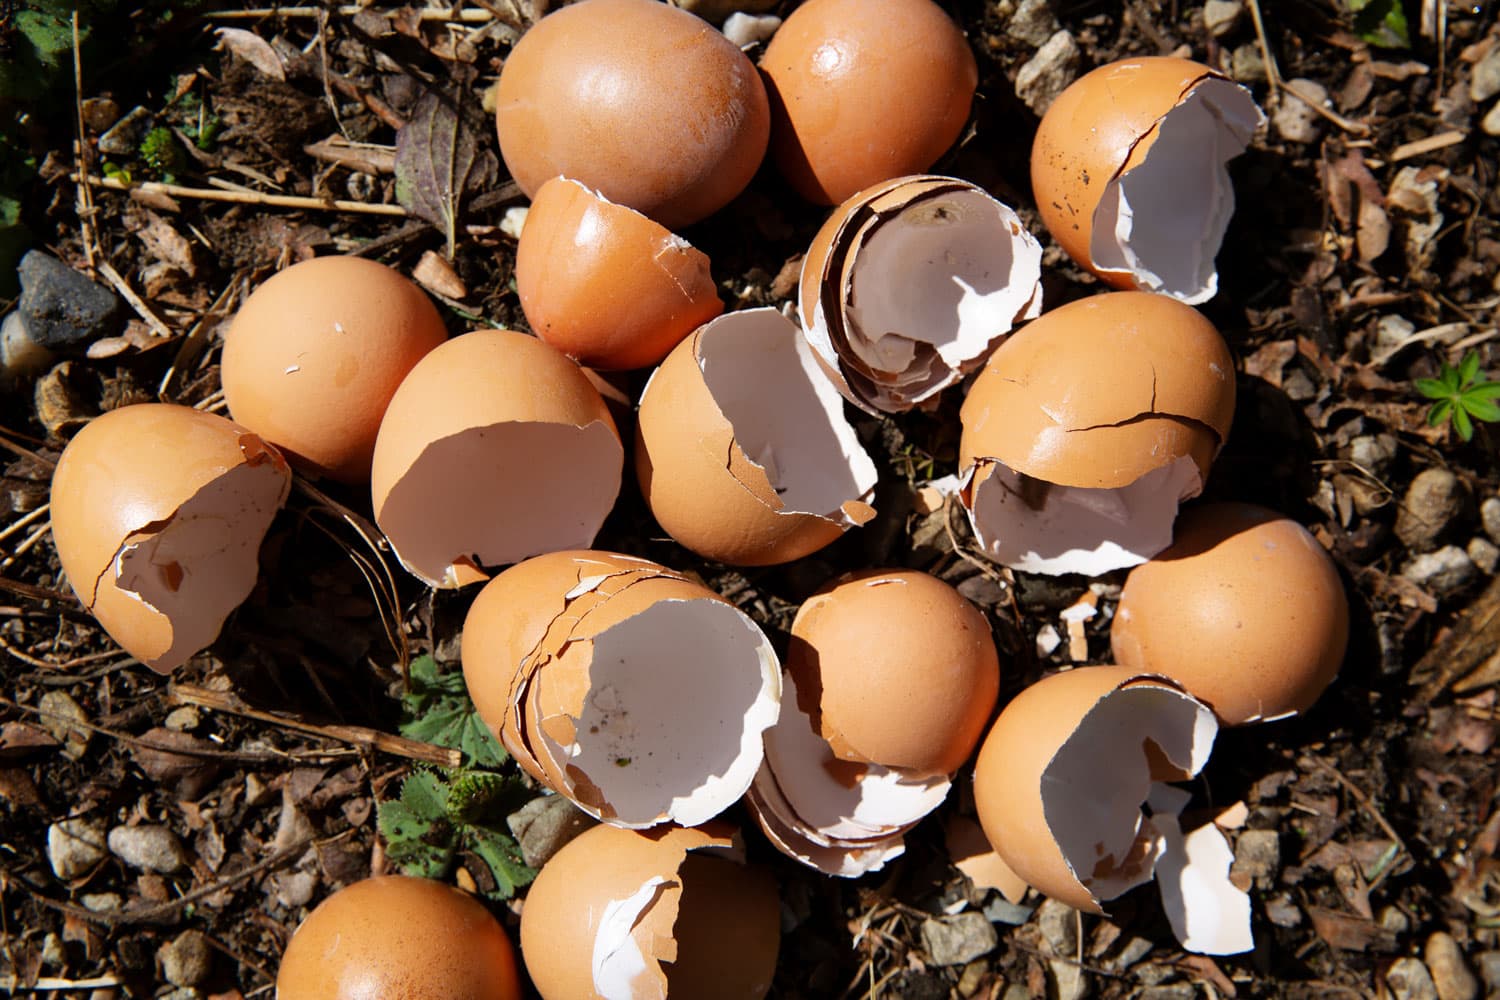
1006,0,1060,47
1402,545,1478,598
164,706,200,732
1274,79,1329,144
1203,0,1243,37
506,793,595,869
1048,958,1089,1000
108,824,188,874
1015,30,1080,114
158,930,213,988
17,251,125,351
1138,987,1195,1000
919,912,998,966
1476,951,1500,994
0,312,54,381
47,818,108,879
1107,936,1153,971
1396,468,1469,552
1468,537,1499,574
1481,497,1500,545
1483,100,1500,137
1347,433,1399,478
40,932,66,969
1037,897,1078,956
1265,893,1303,927
1231,44,1266,83
1470,48,1500,103
158,988,199,1000
1002,985,1031,1000
80,97,122,133
1231,829,1281,889
97,105,152,156
1425,932,1479,1000
1386,957,1440,1000
80,892,122,912
721,12,780,48
1379,904,1411,936
38,690,91,759
956,573,1005,608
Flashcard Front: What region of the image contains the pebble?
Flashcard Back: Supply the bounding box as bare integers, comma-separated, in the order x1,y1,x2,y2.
1470,48,1500,103
273,868,318,909
507,794,595,869
1483,99,1500,137
38,690,91,759
956,573,1005,608
108,824,188,874
721,12,779,48
1386,957,1440,1000
1202,0,1243,37
96,105,152,156
1482,497,1500,545
1274,79,1329,144
1015,30,1080,114
1231,44,1266,83
1265,893,1303,927
1231,829,1281,889
17,251,124,352
1476,951,1500,994
0,312,53,381
1425,932,1479,1000
1002,985,1031,1000
1037,898,1078,956
1050,959,1089,1000
1468,537,1499,575
1396,468,1469,551
40,932,65,969
1380,904,1412,936
1402,545,1478,598
81,892,122,912
1347,433,1399,478
1138,987,1195,1000
47,817,108,880
1108,936,1153,971
164,707,200,732
1005,0,1060,47
919,912,998,966
158,930,213,988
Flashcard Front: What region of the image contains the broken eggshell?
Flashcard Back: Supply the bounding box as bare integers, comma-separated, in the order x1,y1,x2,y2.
370,330,623,588
462,550,781,829
799,174,1044,414
49,403,292,673
635,307,878,566
521,822,779,1000
958,291,1235,576
1031,56,1263,304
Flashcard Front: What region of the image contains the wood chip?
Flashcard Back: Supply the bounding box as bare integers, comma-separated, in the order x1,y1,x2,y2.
1390,130,1467,162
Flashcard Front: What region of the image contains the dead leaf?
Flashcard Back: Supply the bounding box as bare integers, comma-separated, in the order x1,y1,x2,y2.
214,28,287,81
1244,340,1297,388
394,89,499,256
1305,905,1395,951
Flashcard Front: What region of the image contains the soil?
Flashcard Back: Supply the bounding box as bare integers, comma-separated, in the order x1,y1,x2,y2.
2,0,1499,998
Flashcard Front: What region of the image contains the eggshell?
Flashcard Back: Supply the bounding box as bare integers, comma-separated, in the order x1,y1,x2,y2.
1111,502,1349,725
495,0,770,229
760,0,977,205
515,178,723,371
275,875,521,1000
787,569,999,775
520,823,779,1000
370,330,623,588
49,403,291,674
1030,57,1262,303
635,307,877,566
221,255,447,484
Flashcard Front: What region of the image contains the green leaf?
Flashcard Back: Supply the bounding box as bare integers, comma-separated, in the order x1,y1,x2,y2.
1415,377,1454,401
1453,404,1475,441
1461,395,1500,424
1459,351,1482,388
1427,399,1453,427
1347,0,1410,48
468,826,536,900
377,770,458,879
1463,382,1500,401
399,655,509,768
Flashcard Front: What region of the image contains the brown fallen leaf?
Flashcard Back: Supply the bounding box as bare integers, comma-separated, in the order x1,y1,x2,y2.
1305,904,1396,951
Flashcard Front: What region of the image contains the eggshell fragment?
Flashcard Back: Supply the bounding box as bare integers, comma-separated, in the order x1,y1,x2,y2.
1031,57,1263,304
463,551,781,829
370,330,622,588
521,822,779,1000
799,175,1043,414
1152,807,1254,956
959,291,1234,576
635,308,878,566
1111,503,1350,725
275,875,521,1000
516,178,724,371
49,404,291,674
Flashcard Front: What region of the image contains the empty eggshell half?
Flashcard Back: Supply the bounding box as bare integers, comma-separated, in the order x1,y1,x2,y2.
521,822,779,1000
799,175,1044,414
516,177,724,371
462,550,781,829
1031,56,1262,304
635,307,878,566
959,291,1235,576
370,330,623,588
49,403,292,673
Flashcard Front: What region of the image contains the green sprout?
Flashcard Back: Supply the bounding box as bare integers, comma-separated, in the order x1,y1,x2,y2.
1416,350,1500,442
138,126,184,180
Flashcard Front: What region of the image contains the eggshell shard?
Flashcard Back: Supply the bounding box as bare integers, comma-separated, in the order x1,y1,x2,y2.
516,178,724,371
49,404,291,674
1153,811,1254,956
220,255,448,484
635,308,878,566
1111,502,1350,725
463,551,781,828
1031,57,1263,304
495,0,770,229
370,330,623,588
799,175,1044,414
521,822,780,1000
275,875,521,1000
959,291,1234,576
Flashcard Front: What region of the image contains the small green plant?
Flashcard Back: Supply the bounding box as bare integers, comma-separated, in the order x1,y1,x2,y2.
398,654,508,768
138,126,185,181
1416,350,1500,442
1346,0,1410,49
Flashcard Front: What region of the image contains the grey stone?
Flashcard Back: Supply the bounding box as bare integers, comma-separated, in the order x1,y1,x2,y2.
1274,80,1329,144
1476,951,1500,994
507,793,595,869
1425,932,1479,1000
1386,957,1440,1000
1468,537,1499,575
158,988,200,1000
1231,44,1266,83
1379,904,1411,936
1402,546,1477,598
80,892,122,912
47,818,108,879
1203,0,1243,37
1107,936,1153,971
1015,30,1080,114
1231,829,1281,889
39,690,90,758
1482,497,1500,545
721,12,779,48
1265,893,1302,927
1006,0,1060,47
1483,99,1500,137
1470,48,1500,103
920,911,998,966
96,105,151,156
1396,468,1469,551
107,824,188,874
1048,958,1089,1000
17,251,124,351
158,930,213,988
1347,433,1399,477
982,896,1034,925
1037,897,1078,956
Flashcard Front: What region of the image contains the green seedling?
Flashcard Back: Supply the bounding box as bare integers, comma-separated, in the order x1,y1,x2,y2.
1415,350,1500,442
398,654,508,768
1346,0,1410,48
139,126,185,181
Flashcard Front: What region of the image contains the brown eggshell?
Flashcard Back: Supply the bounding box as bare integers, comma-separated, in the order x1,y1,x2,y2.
275,875,521,1000
760,0,977,205
1111,503,1350,725
516,178,724,371
788,569,1000,775
221,256,447,484
49,403,291,674
495,0,770,230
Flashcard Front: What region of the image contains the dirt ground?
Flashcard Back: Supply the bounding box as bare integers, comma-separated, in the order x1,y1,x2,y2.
2,0,1499,997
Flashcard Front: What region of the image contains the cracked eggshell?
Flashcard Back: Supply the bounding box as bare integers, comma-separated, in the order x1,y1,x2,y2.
371,331,623,589
275,875,521,1000
1112,503,1349,725
635,307,877,566
521,823,779,1000
495,0,770,230
49,403,291,674
1031,57,1262,304
788,569,1000,775
221,255,448,484
516,178,724,371
798,175,1044,414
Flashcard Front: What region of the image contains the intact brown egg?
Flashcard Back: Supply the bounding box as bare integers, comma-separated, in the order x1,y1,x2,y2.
1111,503,1349,725
760,0,977,205
495,0,770,229
275,875,521,1000
221,255,448,484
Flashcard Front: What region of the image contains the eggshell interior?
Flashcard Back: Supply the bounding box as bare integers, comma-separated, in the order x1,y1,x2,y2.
1153,811,1254,956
